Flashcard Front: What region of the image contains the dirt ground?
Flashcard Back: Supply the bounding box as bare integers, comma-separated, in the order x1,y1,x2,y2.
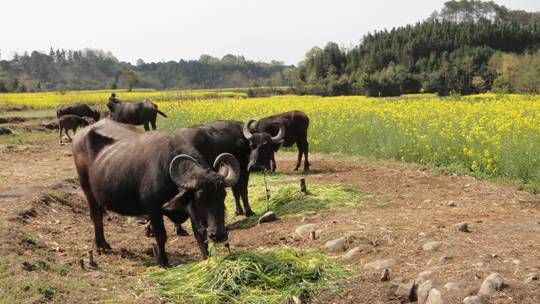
0,118,539,303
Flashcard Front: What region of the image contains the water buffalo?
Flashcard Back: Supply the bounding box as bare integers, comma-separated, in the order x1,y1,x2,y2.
57,103,100,121
176,120,285,217
107,99,167,131
72,119,240,267
58,114,92,143
244,110,310,172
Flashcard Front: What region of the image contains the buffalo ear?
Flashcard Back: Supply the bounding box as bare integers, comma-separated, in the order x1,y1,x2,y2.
169,154,202,189
162,189,191,211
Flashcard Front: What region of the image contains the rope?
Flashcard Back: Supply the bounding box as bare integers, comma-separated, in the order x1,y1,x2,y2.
263,169,270,212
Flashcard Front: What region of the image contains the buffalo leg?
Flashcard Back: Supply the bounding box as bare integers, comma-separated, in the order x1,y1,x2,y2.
238,174,254,216
150,119,157,130
148,212,168,267
271,153,277,172
143,123,150,131
303,141,310,171
59,127,63,143
231,186,244,216
79,179,111,253
190,217,208,259
294,144,303,171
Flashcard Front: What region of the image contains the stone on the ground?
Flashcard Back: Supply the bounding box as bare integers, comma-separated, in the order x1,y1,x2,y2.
0,126,14,135
423,241,442,251
342,244,372,264
395,280,417,302
425,288,444,304
258,211,278,224
293,223,317,239
478,273,505,297
444,282,462,292
417,270,434,283
447,201,457,207
524,272,539,283
417,280,433,304
439,255,453,262
325,237,346,253
40,121,58,130
455,222,470,232
463,295,487,304
363,258,396,270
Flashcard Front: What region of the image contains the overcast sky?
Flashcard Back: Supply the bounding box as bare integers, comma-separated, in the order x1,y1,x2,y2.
2,0,539,65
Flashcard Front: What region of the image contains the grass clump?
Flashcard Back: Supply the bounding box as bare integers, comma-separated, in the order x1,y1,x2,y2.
149,247,349,304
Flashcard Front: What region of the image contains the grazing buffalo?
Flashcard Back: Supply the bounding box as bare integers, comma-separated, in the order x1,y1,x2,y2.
176,120,285,217
58,114,92,143
245,110,310,172
56,103,100,121
72,119,240,266
107,99,167,131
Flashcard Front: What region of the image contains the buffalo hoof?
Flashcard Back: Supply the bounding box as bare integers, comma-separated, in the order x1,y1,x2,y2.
176,227,189,236
96,243,112,255
235,209,245,216
245,210,256,217
145,224,154,237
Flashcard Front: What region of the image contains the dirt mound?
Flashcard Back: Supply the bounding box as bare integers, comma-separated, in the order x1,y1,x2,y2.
11,191,88,223
0,116,26,124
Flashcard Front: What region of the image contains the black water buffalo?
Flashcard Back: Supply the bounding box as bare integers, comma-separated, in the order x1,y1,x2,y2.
244,110,310,172
56,103,100,121
72,119,240,266
107,99,167,131
176,120,285,217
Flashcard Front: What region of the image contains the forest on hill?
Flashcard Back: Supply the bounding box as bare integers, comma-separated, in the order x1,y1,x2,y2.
292,0,540,96
0,0,538,95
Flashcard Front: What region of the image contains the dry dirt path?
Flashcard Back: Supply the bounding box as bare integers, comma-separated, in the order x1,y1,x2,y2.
0,138,539,303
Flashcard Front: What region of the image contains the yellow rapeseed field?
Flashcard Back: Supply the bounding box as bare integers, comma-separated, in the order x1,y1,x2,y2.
1,91,539,191
158,94,540,191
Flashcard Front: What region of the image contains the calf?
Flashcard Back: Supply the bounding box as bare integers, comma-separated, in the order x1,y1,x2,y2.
58,114,91,143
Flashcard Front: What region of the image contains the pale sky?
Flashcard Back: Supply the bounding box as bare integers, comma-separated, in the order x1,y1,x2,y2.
1,0,539,65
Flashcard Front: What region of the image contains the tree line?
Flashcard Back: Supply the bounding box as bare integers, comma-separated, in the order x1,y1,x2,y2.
0,50,292,93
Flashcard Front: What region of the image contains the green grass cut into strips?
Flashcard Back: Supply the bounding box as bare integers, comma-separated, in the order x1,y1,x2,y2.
149,247,349,304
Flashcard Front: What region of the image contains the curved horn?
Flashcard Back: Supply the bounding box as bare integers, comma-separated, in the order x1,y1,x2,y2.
242,119,257,140
169,154,201,188
271,122,285,144
213,153,240,187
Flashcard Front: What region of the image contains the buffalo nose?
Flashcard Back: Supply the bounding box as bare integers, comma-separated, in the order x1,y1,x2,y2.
209,232,228,243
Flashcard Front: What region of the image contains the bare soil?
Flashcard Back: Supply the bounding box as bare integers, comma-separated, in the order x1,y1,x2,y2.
0,127,538,303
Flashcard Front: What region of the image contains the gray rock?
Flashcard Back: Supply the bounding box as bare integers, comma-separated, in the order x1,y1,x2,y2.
325,237,346,253
447,201,457,207
455,222,470,232
380,268,390,281
364,258,396,270
395,280,417,302
425,288,444,304
0,126,14,135
258,211,278,224
463,295,487,304
524,272,540,283
444,282,462,292
423,241,442,251
417,280,433,304
342,244,372,264
293,223,317,239
478,273,505,297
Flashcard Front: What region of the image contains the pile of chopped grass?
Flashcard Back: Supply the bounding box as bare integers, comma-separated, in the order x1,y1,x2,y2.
226,174,365,229
149,247,349,304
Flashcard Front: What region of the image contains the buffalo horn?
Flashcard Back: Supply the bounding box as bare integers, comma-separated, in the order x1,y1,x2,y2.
213,153,240,187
